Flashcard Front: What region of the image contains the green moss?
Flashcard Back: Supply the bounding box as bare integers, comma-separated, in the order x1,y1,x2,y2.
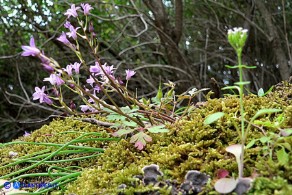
248,177,292,195
1,82,291,194
0,115,112,179
65,82,291,194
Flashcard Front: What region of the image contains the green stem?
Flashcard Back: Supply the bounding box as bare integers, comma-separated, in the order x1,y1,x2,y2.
26,153,102,163
237,51,245,179
1,141,105,152
0,132,101,180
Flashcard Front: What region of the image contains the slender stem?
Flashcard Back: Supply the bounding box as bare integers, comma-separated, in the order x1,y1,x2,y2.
0,132,104,179
237,51,245,179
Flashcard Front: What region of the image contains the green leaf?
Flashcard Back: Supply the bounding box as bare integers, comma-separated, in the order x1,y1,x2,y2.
264,86,274,96
204,112,225,125
120,106,139,114
252,109,282,121
257,88,265,97
225,65,256,69
234,81,251,86
246,139,256,149
279,143,291,151
253,120,273,127
156,82,163,101
122,121,138,127
222,86,240,92
112,129,135,137
259,136,270,144
147,125,169,133
106,114,126,121
280,128,292,137
276,147,289,166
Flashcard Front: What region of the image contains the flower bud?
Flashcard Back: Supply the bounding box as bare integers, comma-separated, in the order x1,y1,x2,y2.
89,22,94,33
70,100,76,110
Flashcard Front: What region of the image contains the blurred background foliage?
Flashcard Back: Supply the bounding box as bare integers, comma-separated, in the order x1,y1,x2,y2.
0,0,291,141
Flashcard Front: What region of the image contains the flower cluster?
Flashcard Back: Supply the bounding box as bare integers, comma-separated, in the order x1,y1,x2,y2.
20,3,176,152
21,3,136,114
227,27,248,53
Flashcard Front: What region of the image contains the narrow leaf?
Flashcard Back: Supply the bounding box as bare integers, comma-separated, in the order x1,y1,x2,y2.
252,109,282,120
156,82,163,101
204,112,225,125
246,139,256,149
222,86,240,92
234,81,251,86
264,86,274,96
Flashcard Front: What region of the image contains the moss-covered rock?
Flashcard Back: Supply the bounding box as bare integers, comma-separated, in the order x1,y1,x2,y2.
64,81,292,194
0,81,291,194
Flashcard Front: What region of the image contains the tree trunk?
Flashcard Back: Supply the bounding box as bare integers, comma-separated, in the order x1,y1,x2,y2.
142,0,201,89
255,0,291,81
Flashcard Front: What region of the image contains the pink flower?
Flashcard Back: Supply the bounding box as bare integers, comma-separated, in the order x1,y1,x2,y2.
64,4,80,18
64,21,72,29
125,69,136,80
81,3,93,15
40,53,54,73
21,37,41,57
33,86,53,104
63,65,73,76
23,131,31,137
86,75,95,86
43,74,65,86
80,105,90,112
66,26,80,40
57,32,70,45
89,61,101,73
102,64,114,75
72,62,81,74
93,85,100,94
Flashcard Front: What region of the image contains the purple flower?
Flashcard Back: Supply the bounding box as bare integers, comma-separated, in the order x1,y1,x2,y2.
21,37,41,57
93,85,100,94
40,54,54,73
33,86,53,104
72,62,81,74
63,65,73,76
64,21,72,29
23,131,31,137
57,32,70,45
81,3,93,15
89,61,101,73
117,77,124,85
80,105,90,112
64,4,80,18
43,74,65,86
125,69,136,80
66,26,80,40
102,64,114,75
86,75,95,86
